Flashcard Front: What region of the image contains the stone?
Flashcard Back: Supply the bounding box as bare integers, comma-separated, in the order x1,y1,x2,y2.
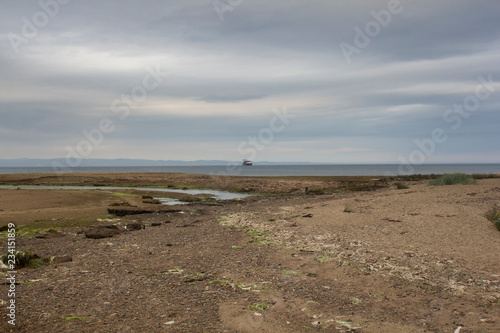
52,255,73,264
126,222,145,231
108,208,153,216
143,199,162,204
84,225,122,239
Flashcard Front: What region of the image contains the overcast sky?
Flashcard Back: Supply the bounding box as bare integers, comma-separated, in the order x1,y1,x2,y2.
1,0,499,164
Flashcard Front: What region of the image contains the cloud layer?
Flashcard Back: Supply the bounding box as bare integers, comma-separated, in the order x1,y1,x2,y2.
1,0,499,163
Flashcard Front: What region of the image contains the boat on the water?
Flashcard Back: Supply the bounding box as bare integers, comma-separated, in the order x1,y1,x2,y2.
242,159,253,166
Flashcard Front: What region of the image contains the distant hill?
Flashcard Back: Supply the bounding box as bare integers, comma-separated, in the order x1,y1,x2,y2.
0,158,315,167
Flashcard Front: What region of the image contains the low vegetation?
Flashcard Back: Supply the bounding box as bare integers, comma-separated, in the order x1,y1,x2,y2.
394,182,409,189
0,215,119,238
315,254,333,263
282,269,302,276
1,250,51,269
427,173,476,186
63,316,87,322
485,206,500,231
245,228,269,243
248,303,269,311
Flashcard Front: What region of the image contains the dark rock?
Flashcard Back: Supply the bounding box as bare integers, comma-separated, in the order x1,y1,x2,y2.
109,202,134,207
157,209,183,214
36,229,65,239
126,222,145,231
176,224,196,228
302,213,314,218
142,195,153,200
151,222,162,227
84,225,122,239
52,255,73,264
164,220,172,224
143,199,162,204
107,208,153,216
382,218,403,223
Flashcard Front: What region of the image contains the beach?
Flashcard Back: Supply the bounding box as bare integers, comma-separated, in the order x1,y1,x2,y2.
0,173,499,332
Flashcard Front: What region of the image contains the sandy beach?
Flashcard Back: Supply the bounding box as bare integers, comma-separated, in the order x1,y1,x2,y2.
0,173,499,332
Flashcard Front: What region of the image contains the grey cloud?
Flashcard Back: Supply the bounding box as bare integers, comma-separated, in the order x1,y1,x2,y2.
0,0,498,162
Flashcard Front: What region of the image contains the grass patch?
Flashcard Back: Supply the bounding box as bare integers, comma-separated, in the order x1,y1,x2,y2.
0,215,116,238
350,297,362,304
166,268,184,274
109,192,138,197
485,206,500,231
211,279,235,288
245,229,269,243
343,206,353,213
394,182,409,189
183,272,207,282
282,269,302,276
315,254,333,263
63,316,87,322
427,173,476,186
1,250,51,269
248,303,269,311
229,245,244,250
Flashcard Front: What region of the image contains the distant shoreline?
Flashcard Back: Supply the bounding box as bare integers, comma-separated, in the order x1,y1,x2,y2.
0,163,500,177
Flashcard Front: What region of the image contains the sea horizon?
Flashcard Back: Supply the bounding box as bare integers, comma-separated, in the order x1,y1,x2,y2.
1,163,500,177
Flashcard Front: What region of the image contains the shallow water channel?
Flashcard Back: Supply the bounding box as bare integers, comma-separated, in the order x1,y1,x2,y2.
0,185,251,205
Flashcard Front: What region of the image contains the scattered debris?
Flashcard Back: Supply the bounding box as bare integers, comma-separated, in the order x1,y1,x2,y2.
382,218,403,223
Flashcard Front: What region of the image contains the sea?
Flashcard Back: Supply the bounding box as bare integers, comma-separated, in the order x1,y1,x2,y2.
0,164,499,177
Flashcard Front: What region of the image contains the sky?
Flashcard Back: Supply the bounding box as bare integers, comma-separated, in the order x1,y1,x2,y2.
1,0,499,164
